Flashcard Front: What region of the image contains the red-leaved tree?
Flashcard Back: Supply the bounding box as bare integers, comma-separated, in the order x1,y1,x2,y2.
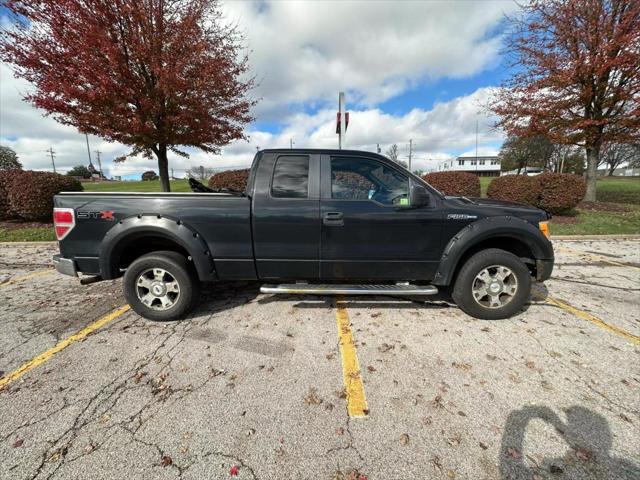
490,0,640,201
1,0,254,192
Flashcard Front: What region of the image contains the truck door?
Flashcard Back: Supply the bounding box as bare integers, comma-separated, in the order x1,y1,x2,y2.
252,153,321,279
319,154,442,280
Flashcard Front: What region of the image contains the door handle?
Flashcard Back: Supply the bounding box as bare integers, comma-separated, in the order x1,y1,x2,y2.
323,211,344,226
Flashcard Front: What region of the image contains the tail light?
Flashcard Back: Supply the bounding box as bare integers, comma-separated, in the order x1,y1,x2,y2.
53,208,75,240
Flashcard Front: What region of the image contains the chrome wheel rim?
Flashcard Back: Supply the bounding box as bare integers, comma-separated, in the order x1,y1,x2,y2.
135,268,180,311
472,265,518,309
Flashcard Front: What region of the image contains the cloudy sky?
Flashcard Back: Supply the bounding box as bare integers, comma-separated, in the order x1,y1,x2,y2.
0,1,517,179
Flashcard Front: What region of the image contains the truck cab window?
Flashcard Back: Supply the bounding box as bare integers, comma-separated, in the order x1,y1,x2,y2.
331,157,408,206
271,155,309,198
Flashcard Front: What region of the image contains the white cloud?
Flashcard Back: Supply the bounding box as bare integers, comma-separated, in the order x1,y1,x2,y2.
2,53,502,176
222,0,516,116
1,2,511,178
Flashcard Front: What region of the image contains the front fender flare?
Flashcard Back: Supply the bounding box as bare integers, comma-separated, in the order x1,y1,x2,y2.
99,214,215,280
433,216,554,286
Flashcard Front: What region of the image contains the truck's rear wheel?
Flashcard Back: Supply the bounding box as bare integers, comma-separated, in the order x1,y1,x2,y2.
123,251,200,321
452,248,531,320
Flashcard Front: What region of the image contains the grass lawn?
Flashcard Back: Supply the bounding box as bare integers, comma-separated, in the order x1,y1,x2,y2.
82,179,190,192
550,203,640,236
594,176,640,204
0,224,55,242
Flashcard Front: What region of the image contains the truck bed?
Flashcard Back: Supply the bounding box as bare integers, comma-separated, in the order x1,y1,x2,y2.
54,192,254,280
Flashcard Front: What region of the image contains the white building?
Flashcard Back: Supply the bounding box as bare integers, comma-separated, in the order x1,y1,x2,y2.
437,156,501,177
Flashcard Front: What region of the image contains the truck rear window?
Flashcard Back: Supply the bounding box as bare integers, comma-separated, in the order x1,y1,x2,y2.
271,155,309,198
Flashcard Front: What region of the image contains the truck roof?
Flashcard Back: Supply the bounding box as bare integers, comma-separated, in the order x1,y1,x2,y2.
259,148,387,157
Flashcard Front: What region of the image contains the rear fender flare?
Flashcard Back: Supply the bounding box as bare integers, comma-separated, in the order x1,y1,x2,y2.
99,214,215,280
433,216,553,286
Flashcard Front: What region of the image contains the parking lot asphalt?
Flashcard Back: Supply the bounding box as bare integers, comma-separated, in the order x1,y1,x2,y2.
1,239,639,480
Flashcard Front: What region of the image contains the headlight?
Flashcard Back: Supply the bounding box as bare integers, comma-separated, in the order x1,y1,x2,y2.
539,221,550,239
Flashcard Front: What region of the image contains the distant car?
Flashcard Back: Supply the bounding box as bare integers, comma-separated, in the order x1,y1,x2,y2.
141,170,159,181
501,167,544,176
52,149,554,321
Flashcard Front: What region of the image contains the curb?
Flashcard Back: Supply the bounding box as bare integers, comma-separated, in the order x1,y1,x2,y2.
551,234,640,240
0,241,58,246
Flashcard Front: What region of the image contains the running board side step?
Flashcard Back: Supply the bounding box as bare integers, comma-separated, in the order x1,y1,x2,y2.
260,283,438,296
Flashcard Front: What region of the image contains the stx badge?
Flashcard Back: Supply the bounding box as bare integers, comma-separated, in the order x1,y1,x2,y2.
77,210,115,221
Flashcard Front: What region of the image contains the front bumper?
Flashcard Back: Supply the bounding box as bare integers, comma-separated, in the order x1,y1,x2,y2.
53,254,78,277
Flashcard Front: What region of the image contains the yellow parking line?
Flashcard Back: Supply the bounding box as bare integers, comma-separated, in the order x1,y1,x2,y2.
335,298,368,417
0,305,130,390
532,286,639,345
0,268,54,287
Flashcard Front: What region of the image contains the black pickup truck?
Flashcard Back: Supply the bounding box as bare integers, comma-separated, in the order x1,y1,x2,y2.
53,149,553,321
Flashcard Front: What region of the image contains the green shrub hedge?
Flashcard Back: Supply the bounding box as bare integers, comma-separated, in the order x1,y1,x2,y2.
487,172,586,214
0,171,14,220
208,169,250,192
536,172,586,214
6,171,83,221
422,172,481,197
486,175,542,206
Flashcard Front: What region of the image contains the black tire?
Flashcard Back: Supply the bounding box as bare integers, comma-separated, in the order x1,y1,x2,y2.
452,248,531,320
123,250,201,321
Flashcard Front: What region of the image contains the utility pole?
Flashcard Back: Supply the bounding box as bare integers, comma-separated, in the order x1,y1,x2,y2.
376,143,381,154
171,168,175,179
290,138,294,149
47,147,56,173
85,134,94,169
94,149,103,178
475,118,479,173
408,139,413,172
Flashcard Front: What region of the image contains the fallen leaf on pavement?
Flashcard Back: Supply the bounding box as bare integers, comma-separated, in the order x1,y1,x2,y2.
507,447,521,459
230,465,239,476
400,433,410,445
13,439,23,448
133,371,147,384
446,435,461,447
304,388,322,405
431,394,445,409
430,456,443,471
160,455,172,467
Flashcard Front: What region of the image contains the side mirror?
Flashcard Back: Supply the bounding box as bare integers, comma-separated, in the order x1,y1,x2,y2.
410,184,431,207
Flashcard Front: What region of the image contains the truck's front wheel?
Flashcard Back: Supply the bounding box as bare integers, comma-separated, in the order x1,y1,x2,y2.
123,251,201,321
452,248,531,320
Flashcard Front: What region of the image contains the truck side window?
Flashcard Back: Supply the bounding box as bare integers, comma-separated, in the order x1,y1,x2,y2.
271,155,309,198
331,157,409,206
